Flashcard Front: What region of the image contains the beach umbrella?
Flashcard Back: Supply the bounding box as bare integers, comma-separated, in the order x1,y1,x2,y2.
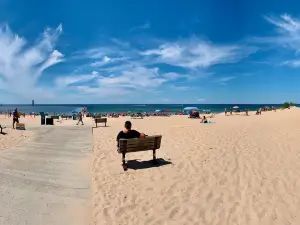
165,110,170,112
183,107,199,111
233,106,239,109
155,109,161,112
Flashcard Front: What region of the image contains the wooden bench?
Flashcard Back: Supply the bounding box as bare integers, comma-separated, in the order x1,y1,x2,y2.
118,135,162,171
16,123,26,130
95,118,107,127
0,125,6,134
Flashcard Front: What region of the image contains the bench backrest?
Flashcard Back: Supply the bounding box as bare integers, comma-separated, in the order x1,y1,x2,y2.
95,118,107,123
51,116,59,119
119,135,162,153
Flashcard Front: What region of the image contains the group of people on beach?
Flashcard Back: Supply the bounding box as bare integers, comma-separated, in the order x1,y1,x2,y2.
224,106,278,116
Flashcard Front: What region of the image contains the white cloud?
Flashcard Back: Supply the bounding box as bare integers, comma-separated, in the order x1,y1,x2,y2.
197,98,205,101
130,21,151,32
90,56,127,67
212,76,236,83
78,47,120,59
98,66,167,89
283,60,300,67
261,14,300,51
171,85,190,91
0,23,63,101
259,14,300,68
141,38,255,69
55,72,98,88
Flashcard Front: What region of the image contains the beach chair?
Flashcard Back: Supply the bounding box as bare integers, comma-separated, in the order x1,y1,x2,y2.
95,118,107,127
0,125,6,134
118,135,162,171
16,123,26,130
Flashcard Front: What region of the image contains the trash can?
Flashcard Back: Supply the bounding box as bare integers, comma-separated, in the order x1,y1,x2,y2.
40,112,45,125
46,118,54,125
72,114,77,120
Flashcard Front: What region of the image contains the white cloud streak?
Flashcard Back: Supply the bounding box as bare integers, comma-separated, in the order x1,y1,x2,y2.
213,76,236,83
259,14,300,51
130,21,151,32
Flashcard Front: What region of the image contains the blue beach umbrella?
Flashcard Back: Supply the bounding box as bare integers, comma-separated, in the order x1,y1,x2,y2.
183,107,199,111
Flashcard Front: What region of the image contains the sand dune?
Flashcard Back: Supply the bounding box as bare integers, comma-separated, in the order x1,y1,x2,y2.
92,108,300,225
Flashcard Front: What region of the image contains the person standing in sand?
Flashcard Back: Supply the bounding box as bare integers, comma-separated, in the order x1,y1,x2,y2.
77,112,84,125
225,108,227,116
12,108,19,129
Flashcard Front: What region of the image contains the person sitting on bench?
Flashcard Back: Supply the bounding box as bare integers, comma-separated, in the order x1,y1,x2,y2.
116,121,146,147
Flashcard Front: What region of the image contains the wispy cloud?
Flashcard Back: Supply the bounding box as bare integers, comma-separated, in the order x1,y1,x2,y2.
65,36,252,99
259,14,300,67
140,38,256,69
282,59,300,67
90,56,127,67
129,21,151,32
0,23,63,101
97,66,167,89
212,76,236,83
55,72,98,88
256,14,300,51
170,85,191,91
197,98,205,102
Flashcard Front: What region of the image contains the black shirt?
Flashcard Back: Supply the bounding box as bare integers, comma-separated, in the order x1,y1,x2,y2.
116,130,141,147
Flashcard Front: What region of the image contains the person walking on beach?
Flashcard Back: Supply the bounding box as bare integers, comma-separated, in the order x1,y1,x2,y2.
77,112,84,125
225,108,227,116
245,108,249,116
12,108,19,129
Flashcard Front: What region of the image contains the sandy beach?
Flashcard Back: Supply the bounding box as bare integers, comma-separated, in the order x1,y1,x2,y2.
92,108,300,225
1,108,300,225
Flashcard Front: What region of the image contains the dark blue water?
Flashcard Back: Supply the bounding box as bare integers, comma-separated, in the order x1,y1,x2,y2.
0,104,297,114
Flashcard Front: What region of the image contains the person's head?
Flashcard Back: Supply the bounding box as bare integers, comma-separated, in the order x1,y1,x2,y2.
203,116,206,119
124,121,132,130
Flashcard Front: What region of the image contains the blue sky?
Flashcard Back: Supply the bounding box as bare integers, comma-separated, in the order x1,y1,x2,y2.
1,0,300,104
